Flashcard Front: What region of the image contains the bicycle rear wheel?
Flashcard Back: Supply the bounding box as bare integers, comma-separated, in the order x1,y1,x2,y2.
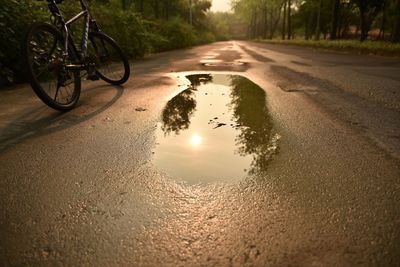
23,22,81,111
88,31,130,85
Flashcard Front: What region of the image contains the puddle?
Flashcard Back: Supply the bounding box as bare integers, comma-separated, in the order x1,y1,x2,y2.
153,74,279,184
200,59,246,67
200,59,223,64
203,62,246,67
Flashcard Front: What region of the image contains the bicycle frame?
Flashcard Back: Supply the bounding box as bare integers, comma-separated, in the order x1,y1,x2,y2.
47,0,99,69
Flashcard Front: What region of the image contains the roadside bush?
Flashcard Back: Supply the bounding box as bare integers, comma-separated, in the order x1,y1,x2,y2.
141,20,170,53
159,17,197,50
0,0,47,83
196,31,216,45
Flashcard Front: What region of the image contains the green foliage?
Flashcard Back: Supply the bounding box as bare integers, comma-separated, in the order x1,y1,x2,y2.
159,17,197,50
90,4,148,57
0,0,48,83
206,12,233,41
196,31,216,44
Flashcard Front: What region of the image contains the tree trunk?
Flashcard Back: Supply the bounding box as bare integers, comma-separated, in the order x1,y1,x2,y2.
305,17,310,40
139,0,144,14
377,0,387,40
250,11,258,39
264,7,268,39
315,0,322,40
330,0,340,40
154,0,160,19
248,13,254,38
268,12,272,39
359,2,368,41
282,0,287,40
392,0,400,42
122,0,128,10
270,4,283,39
254,11,259,38
164,0,170,20
287,0,292,39
337,7,343,38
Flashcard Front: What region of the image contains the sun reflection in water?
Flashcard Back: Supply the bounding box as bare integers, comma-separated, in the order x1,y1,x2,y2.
190,134,203,147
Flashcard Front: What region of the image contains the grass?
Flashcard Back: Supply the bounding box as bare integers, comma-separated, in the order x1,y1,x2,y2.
258,39,400,57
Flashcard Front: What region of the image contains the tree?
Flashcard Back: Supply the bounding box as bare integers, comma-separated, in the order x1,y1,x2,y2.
353,0,384,41
315,0,322,40
287,0,292,39
267,0,285,39
232,0,286,39
392,0,400,42
330,0,340,40
282,0,287,39
377,0,388,40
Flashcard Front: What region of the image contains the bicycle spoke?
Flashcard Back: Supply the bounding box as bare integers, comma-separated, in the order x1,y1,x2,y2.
54,83,61,101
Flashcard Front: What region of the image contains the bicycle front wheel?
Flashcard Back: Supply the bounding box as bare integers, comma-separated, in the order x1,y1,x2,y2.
88,31,130,85
22,22,81,111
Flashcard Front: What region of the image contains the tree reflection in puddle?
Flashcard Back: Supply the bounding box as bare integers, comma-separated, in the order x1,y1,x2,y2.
161,89,197,136
153,74,279,184
229,75,280,176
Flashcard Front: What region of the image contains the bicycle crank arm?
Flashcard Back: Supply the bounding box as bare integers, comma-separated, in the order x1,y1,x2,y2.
65,64,86,70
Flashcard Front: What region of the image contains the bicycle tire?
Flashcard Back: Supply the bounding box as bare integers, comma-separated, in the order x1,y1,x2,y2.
88,31,130,85
22,22,81,111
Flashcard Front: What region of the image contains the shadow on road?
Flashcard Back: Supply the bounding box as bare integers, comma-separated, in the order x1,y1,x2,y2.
0,84,124,152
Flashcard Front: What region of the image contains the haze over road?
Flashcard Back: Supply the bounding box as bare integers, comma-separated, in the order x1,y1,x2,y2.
1,41,399,266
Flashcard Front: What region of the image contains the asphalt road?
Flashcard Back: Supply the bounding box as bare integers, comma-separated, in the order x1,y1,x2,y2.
1,41,399,266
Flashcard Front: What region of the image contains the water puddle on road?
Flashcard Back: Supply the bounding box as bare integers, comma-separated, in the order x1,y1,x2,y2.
153,74,280,184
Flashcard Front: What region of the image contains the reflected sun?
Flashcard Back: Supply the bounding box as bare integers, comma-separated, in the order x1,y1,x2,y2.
190,134,203,147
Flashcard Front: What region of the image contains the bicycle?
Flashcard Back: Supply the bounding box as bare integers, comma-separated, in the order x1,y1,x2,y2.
22,0,130,111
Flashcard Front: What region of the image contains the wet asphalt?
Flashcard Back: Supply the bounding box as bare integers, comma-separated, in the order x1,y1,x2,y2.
0,41,400,266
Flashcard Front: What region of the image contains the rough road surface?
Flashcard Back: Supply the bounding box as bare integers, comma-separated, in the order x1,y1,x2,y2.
1,41,399,266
